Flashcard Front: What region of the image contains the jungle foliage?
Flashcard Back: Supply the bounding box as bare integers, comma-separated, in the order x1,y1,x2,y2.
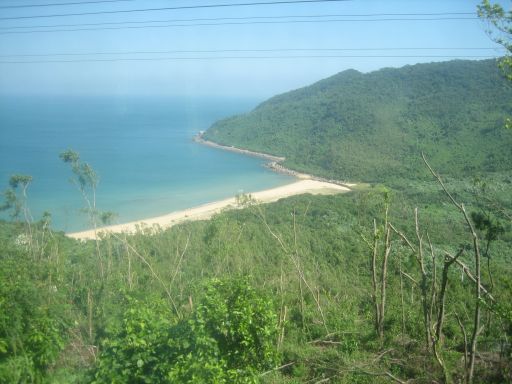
205,59,512,183
0,172,511,382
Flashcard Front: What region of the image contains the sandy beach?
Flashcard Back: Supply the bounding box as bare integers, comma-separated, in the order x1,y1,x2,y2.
67,179,351,240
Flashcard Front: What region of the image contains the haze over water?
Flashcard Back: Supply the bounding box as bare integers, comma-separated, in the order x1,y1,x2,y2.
0,96,294,232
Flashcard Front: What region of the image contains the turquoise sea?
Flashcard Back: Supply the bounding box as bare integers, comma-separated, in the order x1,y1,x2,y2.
0,96,294,232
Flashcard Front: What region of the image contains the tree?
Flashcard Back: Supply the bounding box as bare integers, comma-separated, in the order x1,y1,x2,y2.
1,175,35,254
479,1,512,128
60,149,116,274
59,149,99,224
1,175,32,222
478,1,512,78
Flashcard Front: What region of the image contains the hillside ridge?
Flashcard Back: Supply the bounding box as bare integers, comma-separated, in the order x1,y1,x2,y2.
204,59,512,183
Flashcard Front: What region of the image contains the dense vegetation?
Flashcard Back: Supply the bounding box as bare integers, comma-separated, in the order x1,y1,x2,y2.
205,59,512,183
1,57,512,383
1,177,511,382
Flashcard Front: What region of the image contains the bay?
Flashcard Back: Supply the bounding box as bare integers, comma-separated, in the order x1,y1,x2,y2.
0,95,294,232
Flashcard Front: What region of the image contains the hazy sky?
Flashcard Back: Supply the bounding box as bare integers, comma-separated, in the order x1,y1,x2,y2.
0,0,505,98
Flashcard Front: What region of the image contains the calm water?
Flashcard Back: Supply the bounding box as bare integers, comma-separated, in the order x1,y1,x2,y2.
0,95,293,232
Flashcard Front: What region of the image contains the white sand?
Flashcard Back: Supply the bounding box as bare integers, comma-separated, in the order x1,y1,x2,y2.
66,180,351,240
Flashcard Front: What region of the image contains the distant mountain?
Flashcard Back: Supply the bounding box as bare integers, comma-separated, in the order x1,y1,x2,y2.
204,59,512,182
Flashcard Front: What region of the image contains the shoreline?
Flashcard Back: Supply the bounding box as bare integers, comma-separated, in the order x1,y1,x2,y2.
193,133,285,162
194,133,353,188
67,134,355,240
67,179,352,240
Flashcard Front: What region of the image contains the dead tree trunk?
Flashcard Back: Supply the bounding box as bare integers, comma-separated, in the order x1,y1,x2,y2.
365,204,392,340
370,219,382,337
422,153,483,384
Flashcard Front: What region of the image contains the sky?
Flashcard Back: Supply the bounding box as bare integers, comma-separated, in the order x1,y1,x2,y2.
0,0,506,98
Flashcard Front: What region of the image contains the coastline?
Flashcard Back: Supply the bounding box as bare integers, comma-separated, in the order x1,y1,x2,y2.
193,133,285,162
194,133,353,188
67,180,351,240
67,134,355,240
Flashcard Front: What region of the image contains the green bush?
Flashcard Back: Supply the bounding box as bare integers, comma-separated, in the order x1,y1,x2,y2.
92,295,174,384
0,250,66,383
93,278,279,383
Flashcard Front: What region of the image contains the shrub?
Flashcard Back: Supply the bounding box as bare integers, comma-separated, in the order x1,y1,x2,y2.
93,278,279,383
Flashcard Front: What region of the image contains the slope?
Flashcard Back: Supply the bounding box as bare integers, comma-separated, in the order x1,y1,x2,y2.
204,59,512,183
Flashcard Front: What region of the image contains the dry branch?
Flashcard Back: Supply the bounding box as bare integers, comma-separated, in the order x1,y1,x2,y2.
422,152,483,384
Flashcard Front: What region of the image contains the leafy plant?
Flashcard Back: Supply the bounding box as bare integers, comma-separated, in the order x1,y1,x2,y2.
93,278,279,383
92,295,174,384
0,247,67,383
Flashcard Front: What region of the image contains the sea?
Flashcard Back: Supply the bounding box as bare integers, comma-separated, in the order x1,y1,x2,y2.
0,95,294,232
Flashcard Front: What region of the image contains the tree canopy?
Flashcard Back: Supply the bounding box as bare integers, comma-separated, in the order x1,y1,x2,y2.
205,59,512,183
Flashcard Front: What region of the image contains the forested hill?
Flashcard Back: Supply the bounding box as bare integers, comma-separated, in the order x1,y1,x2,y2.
205,59,512,183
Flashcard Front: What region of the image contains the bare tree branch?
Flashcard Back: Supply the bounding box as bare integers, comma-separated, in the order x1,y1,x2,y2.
422,152,483,384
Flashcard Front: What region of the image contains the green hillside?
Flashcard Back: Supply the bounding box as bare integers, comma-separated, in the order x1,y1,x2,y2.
205,59,512,183
2,174,511,383
2,59,512,383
